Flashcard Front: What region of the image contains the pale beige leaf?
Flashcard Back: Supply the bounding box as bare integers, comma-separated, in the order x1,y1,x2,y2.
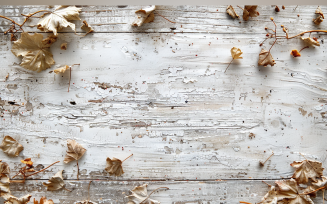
0,136,24,157
64,139,87,163
105,157,124,176
126,184,160,204
11,32,56,72
81,20,94,35
243,5,259,21
43,170,65,191
0,161,10,175
3,194,32,204
0,175,11,196
291,159,324,184
315,6,324,18
301,37,320,47
226,5,239,19
275,179,314,204
260,186,278,204
303,176,327,197
231,47,243,59
37,6,82,35
258,49,276,67
54,65,70,74
313,16,323,25
132,5,156,27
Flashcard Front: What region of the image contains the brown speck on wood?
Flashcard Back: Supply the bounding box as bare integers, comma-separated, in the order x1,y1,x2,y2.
282,5,285,9
61,43,67,50
275,6,280,12
259,152,274,167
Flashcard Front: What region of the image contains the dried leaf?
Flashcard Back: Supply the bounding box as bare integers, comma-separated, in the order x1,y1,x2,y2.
231,47,243,59
260,186,278,204
105,157,124,176
301,37,320,47
243,6,260,21
258,49,276,67
43,170,66,191
37,6,82,35
132,5,156,27
0,136,24,157
61,43,67,50
226,5,239,19
303,176,327,197
315,6,324,19
34,197,54,204
11,32,56,72
21,158,33,167
81,20,94,35
291,159,324,184
0,161,10,175
291,49,301,57
126,184,160,204
3,194,31,204
0,175,11,196
313,16,323,25
275,179,314,204
64,139,86,163
54,65,69,74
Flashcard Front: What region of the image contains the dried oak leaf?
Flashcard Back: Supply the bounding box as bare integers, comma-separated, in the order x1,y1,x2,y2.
313,6,324,25
37,6,82,35
231,47,243,59
315,6,324,18
301,37,320,47
11,32,56,72
291,49,301,57
54,65,69,74
3,194,32,204
0,136,24,157
260,186,278,204
226,5,239,19
303,176,327,197
0,161,10,175
275,179,314,204
126,184,160,204
243,6,260,21
105,157,124,176
61,43,67,50
64,139,86,163
290,159,324,184
43,170,66,191
81,20,94,35
34,197,54,204
132,5,156,27
258,49,276,67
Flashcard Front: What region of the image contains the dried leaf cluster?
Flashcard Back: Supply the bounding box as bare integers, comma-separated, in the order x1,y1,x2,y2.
245,157,327,204
226,5,259,21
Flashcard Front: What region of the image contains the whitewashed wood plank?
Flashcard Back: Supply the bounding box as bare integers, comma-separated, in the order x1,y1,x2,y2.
0,32,326,180
0,5,326,34
2,180,324,204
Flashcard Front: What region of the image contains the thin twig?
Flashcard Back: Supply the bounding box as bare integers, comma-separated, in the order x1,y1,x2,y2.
68,66,71,92
63,187,72,192
122,154,133,162
25,161,60,177
237,5,244,11
300,186,326,195
286,30,327,39
299,46,309,52
225,59,234,73
88,180,92,201
262,181,271,187
140,187,169,204
154,11,176,23
239,202,252,204
76,160,79,180
260,19,277,64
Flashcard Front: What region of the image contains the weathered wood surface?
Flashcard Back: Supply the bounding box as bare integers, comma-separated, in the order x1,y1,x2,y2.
0,5,327,204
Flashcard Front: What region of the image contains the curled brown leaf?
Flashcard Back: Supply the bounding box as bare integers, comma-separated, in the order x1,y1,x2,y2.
243,6,260,21
226,5,239,19
258,49,276,67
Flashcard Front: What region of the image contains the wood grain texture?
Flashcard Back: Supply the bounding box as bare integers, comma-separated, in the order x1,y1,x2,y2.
0,5,327,204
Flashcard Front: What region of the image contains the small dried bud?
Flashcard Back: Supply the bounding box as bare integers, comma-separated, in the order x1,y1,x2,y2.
265,27,268,30
281,25,284,27
282,5,285,10
275,6,280,12
270,17,274,21
266,34,270,37
297,14,300,17
313,37,318,42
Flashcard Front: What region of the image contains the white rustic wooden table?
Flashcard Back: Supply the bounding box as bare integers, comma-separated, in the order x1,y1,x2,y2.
0,5,327,204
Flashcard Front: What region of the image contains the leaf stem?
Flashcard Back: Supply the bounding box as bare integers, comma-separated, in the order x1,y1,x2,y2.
301,186,326,195
76,160,79,180
154,11,176,23
140,187,169,204
224,59,234,73
63,187,72,192
122,154,133,162
88,180,92,201
25,161,60,177
286,30,327,39
262,180,271,187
